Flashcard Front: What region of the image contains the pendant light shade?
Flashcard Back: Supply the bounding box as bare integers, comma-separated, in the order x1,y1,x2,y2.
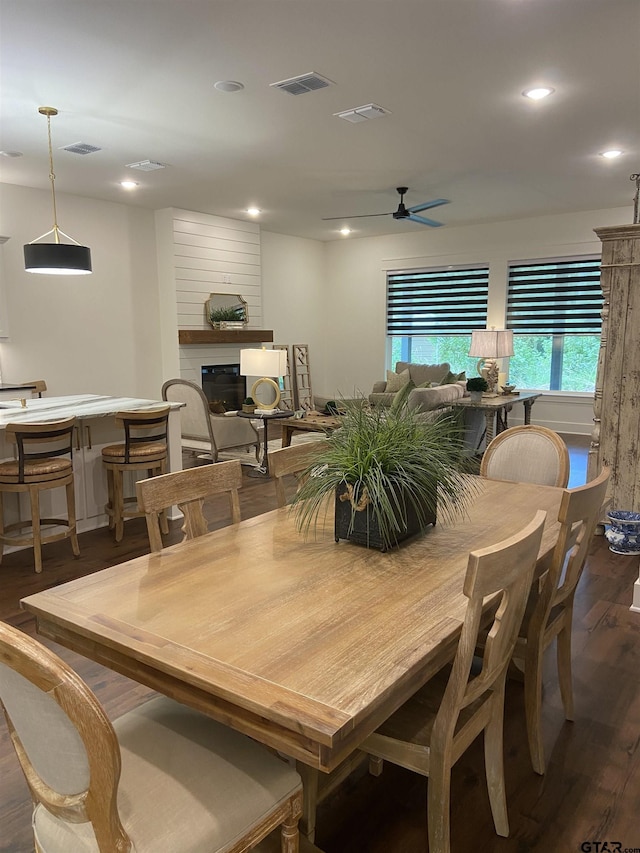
24,243,91,275
23,107,92,276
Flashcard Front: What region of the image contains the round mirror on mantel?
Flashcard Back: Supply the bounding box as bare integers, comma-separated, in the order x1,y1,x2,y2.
205,293,248,329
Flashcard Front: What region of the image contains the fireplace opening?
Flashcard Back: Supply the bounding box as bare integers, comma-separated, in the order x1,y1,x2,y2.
201,364,245,412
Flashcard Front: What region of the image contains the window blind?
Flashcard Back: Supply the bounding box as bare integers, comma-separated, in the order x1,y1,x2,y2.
507,258,602,335
387,266,489,336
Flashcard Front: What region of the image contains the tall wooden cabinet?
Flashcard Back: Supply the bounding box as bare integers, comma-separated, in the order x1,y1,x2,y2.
588,224,640,612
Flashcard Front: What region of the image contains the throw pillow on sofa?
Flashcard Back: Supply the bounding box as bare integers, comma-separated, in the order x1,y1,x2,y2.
385,368,411,393
440,370,466,385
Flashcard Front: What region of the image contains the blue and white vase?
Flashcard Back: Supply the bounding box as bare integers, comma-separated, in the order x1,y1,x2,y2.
604,510,640,555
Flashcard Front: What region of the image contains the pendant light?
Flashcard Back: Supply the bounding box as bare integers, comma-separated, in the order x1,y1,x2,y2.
23,107,92,275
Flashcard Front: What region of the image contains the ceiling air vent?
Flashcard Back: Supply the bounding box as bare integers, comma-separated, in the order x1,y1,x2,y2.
60,142,102,155
270,72,334,95
334,103,391,123
125,160,166,171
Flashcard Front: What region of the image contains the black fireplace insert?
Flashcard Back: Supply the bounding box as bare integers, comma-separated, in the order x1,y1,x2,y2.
201,364,245,412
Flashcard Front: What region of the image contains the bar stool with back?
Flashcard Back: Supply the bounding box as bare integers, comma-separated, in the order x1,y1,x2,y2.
0,417,79,573
101,408,170,543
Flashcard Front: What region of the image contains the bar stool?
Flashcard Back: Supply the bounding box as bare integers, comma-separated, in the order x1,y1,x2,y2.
102,408,170,542
0,417,79,573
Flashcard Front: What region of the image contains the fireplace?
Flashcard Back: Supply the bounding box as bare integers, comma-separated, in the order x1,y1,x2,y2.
201,364,245,412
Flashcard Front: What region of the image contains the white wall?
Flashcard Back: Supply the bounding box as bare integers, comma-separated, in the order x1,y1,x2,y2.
0,183,162,398
261,231,327,396
323,205,633,433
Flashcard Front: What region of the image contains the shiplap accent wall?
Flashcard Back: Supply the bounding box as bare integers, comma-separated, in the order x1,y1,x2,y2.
169,209,262,385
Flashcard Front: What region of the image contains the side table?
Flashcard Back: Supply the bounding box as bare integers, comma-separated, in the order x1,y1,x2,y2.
449,392,542,448
237,410,294,476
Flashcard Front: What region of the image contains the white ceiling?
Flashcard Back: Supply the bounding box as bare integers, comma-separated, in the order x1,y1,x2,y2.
1,0,638,242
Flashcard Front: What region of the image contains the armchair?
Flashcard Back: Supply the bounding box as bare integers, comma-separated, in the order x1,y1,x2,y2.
162,379,260,463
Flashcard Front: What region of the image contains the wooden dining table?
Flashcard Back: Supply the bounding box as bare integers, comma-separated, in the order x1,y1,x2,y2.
22,477,564,845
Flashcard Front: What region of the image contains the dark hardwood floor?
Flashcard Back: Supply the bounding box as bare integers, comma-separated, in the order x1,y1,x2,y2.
1,436,639,853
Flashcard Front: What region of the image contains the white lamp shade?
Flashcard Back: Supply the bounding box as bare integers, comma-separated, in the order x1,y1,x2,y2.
240,348,287,378
468,329,514,358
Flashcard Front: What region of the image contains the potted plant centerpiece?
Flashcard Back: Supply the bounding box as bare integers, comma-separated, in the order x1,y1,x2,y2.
291,397,477,551
466,376,488,402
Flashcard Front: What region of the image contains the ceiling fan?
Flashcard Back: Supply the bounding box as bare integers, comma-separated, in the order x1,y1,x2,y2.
322,187,450,227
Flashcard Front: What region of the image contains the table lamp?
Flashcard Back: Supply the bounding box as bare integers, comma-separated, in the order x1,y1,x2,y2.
468,329,514,396
240,347,287,411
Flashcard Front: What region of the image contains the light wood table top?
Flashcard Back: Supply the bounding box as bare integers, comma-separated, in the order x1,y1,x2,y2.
22,477,563,774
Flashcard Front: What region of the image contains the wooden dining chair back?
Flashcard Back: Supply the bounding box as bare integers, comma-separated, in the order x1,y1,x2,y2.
480,425,570,487
360,510,547,853
101,407,170,543
0,621,302,853
136,459,243,552
513,465,611,774
0,417,79,573
268,440,329,508
19,380,47,398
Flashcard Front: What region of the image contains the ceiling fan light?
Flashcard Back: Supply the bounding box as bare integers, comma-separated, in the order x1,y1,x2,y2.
24,243,92,275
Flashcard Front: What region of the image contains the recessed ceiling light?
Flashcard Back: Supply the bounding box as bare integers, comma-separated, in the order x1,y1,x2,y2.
522,87,555,100
214,80,245,93
340,227,351,236
0,150,23,158
600,149,623,159
246,207,261,216
120,180,139,189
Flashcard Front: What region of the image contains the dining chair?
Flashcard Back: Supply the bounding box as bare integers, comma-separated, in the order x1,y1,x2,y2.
0,417,79,573
0,621,302,853
101,407,171,543
359,510,547,853
480,424,570,487
267,440,328,508
512,465,610,774
136,459,243,552
162,378,260,463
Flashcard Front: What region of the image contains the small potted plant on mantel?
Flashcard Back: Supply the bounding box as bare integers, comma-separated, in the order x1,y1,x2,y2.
291,397,477,551
466,376,488,403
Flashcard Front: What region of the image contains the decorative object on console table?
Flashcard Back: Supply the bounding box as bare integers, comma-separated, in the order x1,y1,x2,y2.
292,344,313,412
466,376,488,402
468,329,514,396
204,293,248,329
242,397,256,414
273,344,296,411
239,347,287,412
291,397,477,551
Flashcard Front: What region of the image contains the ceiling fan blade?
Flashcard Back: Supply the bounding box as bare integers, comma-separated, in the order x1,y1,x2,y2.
408,198,450,214
407,213,444,227
322,211,395,221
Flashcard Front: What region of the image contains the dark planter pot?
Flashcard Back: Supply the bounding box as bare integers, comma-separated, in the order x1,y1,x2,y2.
334,483,436,551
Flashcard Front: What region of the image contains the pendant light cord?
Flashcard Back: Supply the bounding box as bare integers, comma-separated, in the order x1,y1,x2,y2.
45,110,61,244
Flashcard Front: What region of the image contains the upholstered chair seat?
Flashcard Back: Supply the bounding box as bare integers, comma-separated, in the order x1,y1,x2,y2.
0,622,302,853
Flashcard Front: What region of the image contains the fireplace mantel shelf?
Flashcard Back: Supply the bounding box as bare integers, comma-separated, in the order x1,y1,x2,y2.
178,329,274,345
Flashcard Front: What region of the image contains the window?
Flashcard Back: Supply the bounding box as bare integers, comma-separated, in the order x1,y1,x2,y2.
506,257,602,392
387,265,489,374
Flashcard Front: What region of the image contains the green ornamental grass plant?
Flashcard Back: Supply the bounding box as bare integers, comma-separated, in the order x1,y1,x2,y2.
291,397,478,551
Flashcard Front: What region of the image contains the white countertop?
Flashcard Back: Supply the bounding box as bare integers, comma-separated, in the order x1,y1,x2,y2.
0,395,182,428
